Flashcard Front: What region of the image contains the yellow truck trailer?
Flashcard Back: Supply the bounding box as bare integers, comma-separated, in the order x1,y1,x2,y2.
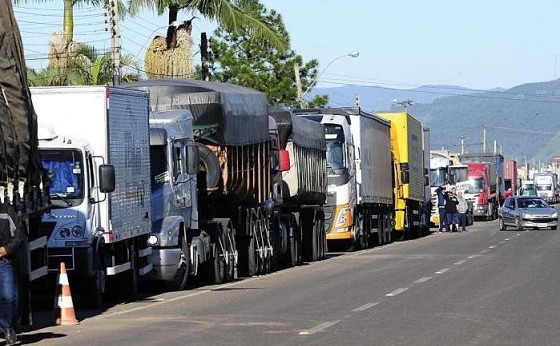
377,112,428,240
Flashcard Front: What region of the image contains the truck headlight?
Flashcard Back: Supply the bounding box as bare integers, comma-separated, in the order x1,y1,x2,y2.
335,208,351,227
147,235,159,246
60,228,71,238
71,225,84,237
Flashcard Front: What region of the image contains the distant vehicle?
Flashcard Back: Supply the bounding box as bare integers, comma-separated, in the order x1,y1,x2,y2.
533,173,558,203
498,196,558,231
520,180,537,196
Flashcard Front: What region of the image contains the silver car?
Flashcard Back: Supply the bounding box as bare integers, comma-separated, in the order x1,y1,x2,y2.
498,196,558,231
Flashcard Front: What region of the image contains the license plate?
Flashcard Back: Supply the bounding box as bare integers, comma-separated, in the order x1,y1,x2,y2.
537,223,548,227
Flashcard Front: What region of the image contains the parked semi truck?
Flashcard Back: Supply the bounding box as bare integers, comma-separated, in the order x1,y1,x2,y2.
32,86,153,305
533,172,558,203
293,107,394,250
458,162,498,220
377,112,428,240
146,109,236,289
1,3,50,326
460,152,505,204
125,79,327,278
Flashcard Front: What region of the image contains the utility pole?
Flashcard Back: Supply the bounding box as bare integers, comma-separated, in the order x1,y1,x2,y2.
294,62,303,108
355,94,361,108
107,0,121,85
460,136,465,155
482,124,487,153
200,32,209,81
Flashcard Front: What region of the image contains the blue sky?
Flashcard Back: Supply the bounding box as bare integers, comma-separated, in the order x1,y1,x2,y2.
13,0,560,90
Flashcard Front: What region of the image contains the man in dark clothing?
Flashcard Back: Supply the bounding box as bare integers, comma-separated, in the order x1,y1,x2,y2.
435,186,447,232
0,202,25,346
445,191,459,232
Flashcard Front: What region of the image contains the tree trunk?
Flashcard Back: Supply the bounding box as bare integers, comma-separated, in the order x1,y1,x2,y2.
168,5,178,24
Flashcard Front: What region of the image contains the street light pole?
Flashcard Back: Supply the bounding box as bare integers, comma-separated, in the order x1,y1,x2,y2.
298,50,359,108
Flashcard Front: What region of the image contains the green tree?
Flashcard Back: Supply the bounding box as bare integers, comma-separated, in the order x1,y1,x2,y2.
195,4,326,108
128,0,287,53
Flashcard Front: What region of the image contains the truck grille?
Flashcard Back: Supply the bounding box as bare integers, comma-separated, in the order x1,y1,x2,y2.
48,248,75,271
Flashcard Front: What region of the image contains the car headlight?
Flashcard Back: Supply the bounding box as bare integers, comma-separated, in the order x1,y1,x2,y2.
71,225,84,237
552,212,558,219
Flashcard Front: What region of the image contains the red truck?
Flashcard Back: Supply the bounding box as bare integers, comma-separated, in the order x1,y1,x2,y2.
457,162,498,220
504,160,518,197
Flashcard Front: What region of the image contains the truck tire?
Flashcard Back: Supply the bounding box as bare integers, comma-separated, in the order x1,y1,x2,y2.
237,236,256,277
83,246,106,308
120,243,139,302
167,238,190,291
302,214,318,262
196,143,221,191
208,242,226,285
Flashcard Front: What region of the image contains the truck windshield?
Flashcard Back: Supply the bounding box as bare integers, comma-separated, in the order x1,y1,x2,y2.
536,184,552,191
324,124,346,170
430,168,446,187
40,149,85,206
460,178,484,194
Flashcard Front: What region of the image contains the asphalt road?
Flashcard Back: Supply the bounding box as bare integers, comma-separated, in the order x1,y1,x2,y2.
14,217,560,346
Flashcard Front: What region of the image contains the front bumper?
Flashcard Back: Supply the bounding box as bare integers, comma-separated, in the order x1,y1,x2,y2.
521,218,558,229
149,247,181,282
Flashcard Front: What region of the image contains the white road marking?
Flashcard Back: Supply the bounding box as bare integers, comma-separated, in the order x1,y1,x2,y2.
386,288,409,297
299,320,341,335
479,250,489,254
504,238,510,241
454,260,466,265
436,268,450,274
489,245,497,249
414,277,432,283
468,254,482,259
351,302,379,312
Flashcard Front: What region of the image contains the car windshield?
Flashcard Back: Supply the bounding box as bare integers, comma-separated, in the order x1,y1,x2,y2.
517,198,549,208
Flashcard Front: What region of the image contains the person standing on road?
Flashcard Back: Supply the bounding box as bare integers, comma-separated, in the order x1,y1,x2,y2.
0,203,25,346
457,190,469,231
445,189,459,232
435,186,447,232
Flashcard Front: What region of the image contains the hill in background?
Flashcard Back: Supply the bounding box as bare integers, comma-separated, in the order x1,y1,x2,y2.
311,80,560,163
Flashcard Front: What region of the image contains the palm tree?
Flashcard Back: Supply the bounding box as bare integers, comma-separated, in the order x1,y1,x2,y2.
27,44,140,86
128,0,288,53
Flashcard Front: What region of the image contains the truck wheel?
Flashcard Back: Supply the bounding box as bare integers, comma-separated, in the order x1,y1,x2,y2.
121,243,139,302
237,236,256,277
208,241,226,285
167,239,190,291
498,217,507,231
224,226,236,282
84,250,106,308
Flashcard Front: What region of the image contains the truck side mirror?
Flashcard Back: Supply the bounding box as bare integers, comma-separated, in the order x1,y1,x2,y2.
279,149,290,172
424,176,429,186
99,164,115,193
186,143,199,175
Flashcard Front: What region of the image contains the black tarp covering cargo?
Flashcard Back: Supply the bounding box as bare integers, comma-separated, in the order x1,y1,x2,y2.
1,0,50,328
270,109,327,205
0,0,44,187
125,79,269,146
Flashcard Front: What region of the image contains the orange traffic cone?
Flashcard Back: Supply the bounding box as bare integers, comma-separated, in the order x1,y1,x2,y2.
54,262,79,325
